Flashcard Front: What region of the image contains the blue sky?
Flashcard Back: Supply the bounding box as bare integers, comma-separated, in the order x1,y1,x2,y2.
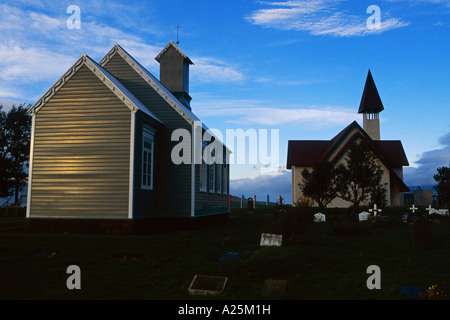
1,0,449,203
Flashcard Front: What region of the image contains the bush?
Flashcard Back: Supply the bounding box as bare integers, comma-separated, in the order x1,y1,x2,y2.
269,203,314,245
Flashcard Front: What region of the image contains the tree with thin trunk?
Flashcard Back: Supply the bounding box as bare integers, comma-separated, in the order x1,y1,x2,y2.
0,104,31,205
299,160,337,212
334,140,387,214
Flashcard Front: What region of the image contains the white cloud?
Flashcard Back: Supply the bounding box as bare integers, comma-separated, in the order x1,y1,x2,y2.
191,57,245,83
0,42,76,82
246,0,409,37
193,98,358,126
0,3,245,103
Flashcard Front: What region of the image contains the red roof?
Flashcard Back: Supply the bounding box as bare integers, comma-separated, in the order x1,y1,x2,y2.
287,121,409,168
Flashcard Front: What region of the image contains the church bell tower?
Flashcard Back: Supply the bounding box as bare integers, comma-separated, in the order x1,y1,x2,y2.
358,70,384,141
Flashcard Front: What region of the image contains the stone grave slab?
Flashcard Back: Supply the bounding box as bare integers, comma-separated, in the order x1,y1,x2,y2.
261,279,287,297
413,217,432,250
260,233,283,247
219,251,243,262
439,209,449,216
314,213,326,222
188,275,228,296
358,211,370,221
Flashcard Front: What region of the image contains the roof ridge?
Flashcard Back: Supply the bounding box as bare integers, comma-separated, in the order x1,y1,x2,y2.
154,40,193,64
28,53,162,125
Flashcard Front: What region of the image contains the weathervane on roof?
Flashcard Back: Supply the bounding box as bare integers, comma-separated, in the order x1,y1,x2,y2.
176,24,180,45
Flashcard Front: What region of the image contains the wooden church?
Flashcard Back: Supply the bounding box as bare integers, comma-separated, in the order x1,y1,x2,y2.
26,41,230,233
287,70,410,208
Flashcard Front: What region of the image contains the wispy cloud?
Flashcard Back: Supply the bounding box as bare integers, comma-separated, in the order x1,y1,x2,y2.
193,98,358,127
246,0,409,37
0,42,76,82
0,2,244,103
191,57,245,84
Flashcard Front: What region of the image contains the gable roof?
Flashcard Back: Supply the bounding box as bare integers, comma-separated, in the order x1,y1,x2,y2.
287,121,408,168
155,40,194,65
287,121,409,191
99,43,200,126
99,43,230,152
358,69,384,114
28,54,162,125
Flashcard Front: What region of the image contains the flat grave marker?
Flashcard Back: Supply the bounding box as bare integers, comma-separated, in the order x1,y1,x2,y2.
188,275,228,296
218,251,243,262
260,233,283,247
399,286,427,299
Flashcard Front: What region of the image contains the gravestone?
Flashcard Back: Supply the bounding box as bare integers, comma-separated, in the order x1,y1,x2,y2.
260,233,283,247
219,251,243,262
314,213,326,222
413,217,432,250
247,198,253,211
359,211,370,221
261,279,287,297
426,205,438,215
188,275,228,296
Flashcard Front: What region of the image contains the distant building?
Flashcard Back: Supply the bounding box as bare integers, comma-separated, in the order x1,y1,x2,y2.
402,186,439,206
287,70,410,207
26,42,230,232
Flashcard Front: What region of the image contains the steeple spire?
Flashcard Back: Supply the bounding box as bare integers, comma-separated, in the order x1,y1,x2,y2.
359,70,383,140
358,69,384,114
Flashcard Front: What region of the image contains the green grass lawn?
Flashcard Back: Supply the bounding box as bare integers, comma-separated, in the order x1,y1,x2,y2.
0,207,449,300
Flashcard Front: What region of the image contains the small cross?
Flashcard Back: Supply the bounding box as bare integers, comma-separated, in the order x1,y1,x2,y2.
409,204,418,213
426,205,434,214
369,204,382,217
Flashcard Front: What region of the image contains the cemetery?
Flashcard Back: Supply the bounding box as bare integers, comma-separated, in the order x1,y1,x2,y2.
0,203,449,300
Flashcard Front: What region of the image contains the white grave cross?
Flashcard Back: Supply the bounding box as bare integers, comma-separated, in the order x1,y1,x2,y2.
426,205,434,214
369,204,382,217
409,204,418,214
